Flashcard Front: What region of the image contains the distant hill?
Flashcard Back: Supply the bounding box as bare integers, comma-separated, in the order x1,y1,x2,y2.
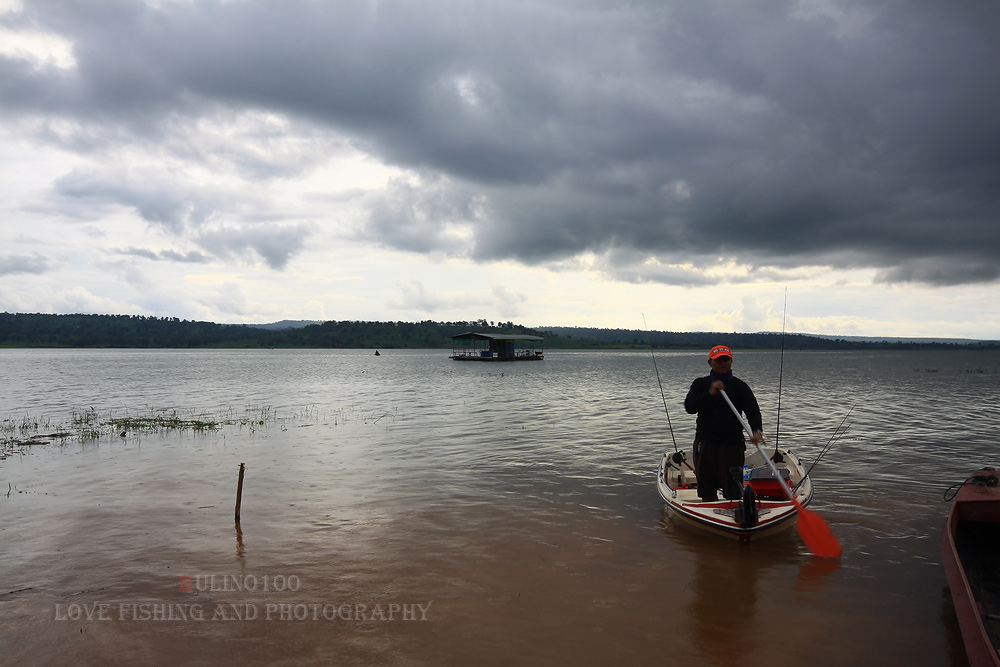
0,313,996,350
246,320,322,330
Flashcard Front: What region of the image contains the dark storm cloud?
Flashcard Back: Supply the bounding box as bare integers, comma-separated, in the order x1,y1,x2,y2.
2,0,998,285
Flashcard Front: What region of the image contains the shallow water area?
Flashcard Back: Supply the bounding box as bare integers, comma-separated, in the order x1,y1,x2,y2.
2,348,998,665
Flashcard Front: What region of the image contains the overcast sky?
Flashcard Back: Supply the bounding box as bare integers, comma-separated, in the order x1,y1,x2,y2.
1,0,998,339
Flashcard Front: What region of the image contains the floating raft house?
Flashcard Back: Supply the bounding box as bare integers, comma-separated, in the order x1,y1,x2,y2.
450,332,544,361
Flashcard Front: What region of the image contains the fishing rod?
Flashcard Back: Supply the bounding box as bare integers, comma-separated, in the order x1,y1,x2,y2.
643,314,678,453
773,288,787,456
793,405,855,492
770,290,849,491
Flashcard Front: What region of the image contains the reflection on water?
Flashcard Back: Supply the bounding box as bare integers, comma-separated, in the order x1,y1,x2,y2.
689,546,762,667
1,348,998,665
795,556,841,593
657,505,841,667
235,523,245,562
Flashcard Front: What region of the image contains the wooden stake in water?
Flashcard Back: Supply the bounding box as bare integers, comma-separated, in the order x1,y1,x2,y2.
235,462,246,523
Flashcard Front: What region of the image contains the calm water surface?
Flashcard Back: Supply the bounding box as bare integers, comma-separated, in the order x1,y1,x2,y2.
1,348,999,665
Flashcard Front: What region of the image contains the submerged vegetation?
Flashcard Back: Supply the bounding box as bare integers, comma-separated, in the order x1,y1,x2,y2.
0,405,299,460
70,406,224,437
0,403,384,460
0,415,72,460
1,312,997,350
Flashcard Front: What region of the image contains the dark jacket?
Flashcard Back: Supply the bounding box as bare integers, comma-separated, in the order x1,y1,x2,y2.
684,374,763,447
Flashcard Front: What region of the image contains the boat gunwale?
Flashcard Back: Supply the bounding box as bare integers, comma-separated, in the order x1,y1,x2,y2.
942,470,1000,667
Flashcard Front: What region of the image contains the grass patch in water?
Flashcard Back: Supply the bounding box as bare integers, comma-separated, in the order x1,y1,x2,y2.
0,405,299,457
71,406,224,441
1,404,362,459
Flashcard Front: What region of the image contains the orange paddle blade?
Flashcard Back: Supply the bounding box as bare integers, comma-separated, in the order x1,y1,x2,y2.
793,498,841,558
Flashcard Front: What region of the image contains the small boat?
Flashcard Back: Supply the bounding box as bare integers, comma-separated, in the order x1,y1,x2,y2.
656,444,814,541
942,467,1000,667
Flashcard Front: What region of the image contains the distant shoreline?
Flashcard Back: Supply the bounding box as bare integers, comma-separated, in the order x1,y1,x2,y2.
1,313,997,351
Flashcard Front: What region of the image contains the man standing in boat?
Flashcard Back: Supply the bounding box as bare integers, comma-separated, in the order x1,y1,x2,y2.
684,345,765,502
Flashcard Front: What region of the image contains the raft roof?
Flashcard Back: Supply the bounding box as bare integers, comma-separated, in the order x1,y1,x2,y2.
450,332,544,341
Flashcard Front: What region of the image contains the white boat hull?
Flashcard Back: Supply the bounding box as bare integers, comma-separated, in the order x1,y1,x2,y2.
657,445,814,541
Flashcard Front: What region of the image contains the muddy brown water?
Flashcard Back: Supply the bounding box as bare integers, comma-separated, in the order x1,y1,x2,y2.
2,348,997,665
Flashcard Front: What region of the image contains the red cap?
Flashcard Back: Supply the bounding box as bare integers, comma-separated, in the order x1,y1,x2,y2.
709,345,732,360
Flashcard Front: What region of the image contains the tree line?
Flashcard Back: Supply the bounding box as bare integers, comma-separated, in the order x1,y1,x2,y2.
0,314,544,349
0,312,995,350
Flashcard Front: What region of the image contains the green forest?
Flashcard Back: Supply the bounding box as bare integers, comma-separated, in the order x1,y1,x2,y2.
0,313,995,350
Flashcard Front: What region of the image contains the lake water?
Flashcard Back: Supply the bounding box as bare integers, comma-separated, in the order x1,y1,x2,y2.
1,347,998,665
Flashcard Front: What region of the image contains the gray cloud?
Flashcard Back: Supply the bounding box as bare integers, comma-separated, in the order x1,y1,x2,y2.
114,247,211,264
2,1,998,286
876,258,1000,287
364,175,485,255
49,167,220,233
195,223,313,270
0,253,49,276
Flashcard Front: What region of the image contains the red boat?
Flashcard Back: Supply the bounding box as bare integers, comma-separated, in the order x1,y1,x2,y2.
943,467,1000,667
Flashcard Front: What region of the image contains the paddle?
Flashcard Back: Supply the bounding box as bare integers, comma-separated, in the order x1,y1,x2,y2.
720,389,842,558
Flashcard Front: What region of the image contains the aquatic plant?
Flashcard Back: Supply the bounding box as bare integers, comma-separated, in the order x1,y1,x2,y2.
1,415,54,435
365,410,396,425
1,404,300,451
